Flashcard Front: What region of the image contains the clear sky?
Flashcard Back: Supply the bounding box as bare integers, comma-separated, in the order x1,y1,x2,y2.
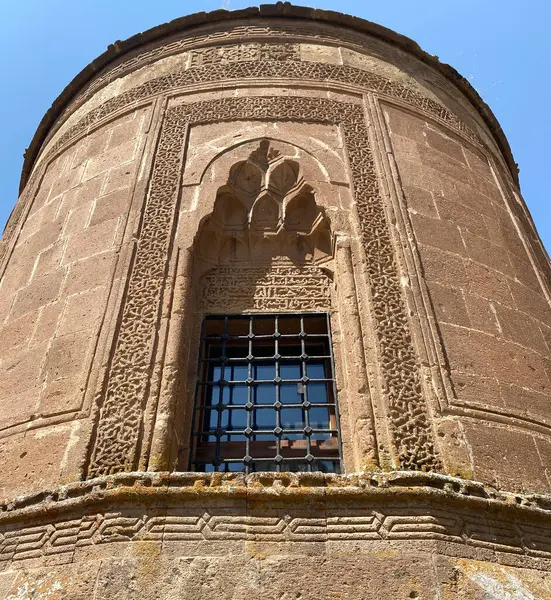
0,0,549,253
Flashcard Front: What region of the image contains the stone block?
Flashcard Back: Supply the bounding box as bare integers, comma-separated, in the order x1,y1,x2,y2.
494,303,549,355
470,170,502,204
41,329,94,384
38,375,84,416
424,127,467,164
300,43,342,64
462,229,513,275
90,187,132,227
62,218,118,265
57,286,106,336
509,280,551,325
103,161,137,194
411,213,466,255
0,423,81,497
30,242,64,282
30,301,63,347
79,128,111,162
484,214,527,259
59,173,106,217
62,251,116,296
83,139,137,181
434,419,473,478
48,164,85,200
463,422,549,493
463,292,500,335
464,146,493,178
452,371,501,410
493,338,550,391
384,105,427,143
510,254,544,293
418,143,472,185
435,196,488,238
0,384,39,430
440,323,498,379
403,184,438,218
453,180,498,219
428,281,470,327
390,134,422,164
1,553,100,598
20,219,63,258
0,311,38,359
499,383,551,423
109,114,143,149
419,245,469,289
466,260,514,306
10,270,65,321
62,201,94,236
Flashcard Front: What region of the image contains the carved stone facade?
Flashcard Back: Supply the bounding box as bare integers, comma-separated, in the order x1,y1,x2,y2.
0,5,550,598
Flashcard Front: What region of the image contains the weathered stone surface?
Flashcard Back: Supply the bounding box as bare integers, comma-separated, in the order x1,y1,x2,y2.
0,4,550,598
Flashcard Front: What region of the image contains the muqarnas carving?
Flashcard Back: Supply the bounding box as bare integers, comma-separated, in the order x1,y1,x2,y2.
196,141,333,313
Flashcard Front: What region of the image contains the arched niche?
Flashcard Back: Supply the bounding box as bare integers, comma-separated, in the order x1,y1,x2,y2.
192,140,334,291
156,137,378,478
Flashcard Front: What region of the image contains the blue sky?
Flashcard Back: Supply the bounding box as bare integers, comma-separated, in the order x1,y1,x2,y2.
0,0,549,252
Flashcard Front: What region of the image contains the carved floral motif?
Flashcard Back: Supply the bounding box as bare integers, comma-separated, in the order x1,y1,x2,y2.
86,95,440,477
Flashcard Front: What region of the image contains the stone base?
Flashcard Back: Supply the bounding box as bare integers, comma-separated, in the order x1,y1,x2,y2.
1,471,551,598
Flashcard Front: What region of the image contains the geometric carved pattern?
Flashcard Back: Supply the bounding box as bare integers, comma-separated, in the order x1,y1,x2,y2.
10,54,483,263
0,509,543,565
189,43,300,68
86,116,190,478
45,59,479,175
1,472,551,569
12,48,486,261
86,95,441,477
200,265,332,312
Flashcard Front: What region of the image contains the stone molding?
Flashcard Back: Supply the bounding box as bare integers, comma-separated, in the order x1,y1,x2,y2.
18,4,518,191
1,471,551,570
2,55,487,270
85,95,440,478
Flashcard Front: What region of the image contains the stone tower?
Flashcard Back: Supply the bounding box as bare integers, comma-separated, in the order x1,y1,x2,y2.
0,4,550,597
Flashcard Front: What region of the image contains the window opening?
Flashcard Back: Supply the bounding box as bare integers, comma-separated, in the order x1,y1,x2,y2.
190,313,342,473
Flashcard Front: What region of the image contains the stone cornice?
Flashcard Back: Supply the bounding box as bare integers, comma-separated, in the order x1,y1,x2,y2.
19,2,518,193
2,472,551,567
3,471,551,524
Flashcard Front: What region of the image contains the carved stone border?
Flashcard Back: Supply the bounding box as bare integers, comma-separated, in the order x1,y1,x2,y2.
43,59,481,173
86,95,440,478
4,58,485,270
1,472,551,569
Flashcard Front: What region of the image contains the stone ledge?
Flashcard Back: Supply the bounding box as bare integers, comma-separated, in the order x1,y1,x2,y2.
1,471,551,569
3,471,551,524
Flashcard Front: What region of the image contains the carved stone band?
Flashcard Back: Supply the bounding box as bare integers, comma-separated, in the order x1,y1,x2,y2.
0,471,550,569
86,95,440,478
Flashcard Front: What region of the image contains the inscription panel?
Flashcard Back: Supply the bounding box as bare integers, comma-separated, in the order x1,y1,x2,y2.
201,265,332,312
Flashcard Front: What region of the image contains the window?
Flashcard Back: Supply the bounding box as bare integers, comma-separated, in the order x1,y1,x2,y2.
190,313,342,473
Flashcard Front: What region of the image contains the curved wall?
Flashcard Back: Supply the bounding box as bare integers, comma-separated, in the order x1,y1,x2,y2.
0,5,550,597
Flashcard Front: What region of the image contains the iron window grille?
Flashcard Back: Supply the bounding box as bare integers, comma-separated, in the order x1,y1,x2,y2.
190,313,342,474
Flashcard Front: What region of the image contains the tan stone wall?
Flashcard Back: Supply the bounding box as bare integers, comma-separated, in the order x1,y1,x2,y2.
0,107,150,496
2,20,550,494
0,9,550,596
384,104,551,493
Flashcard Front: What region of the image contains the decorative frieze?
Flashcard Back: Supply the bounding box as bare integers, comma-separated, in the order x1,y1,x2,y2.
0,472,550,569
86,95,440,477
189,42,300,68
